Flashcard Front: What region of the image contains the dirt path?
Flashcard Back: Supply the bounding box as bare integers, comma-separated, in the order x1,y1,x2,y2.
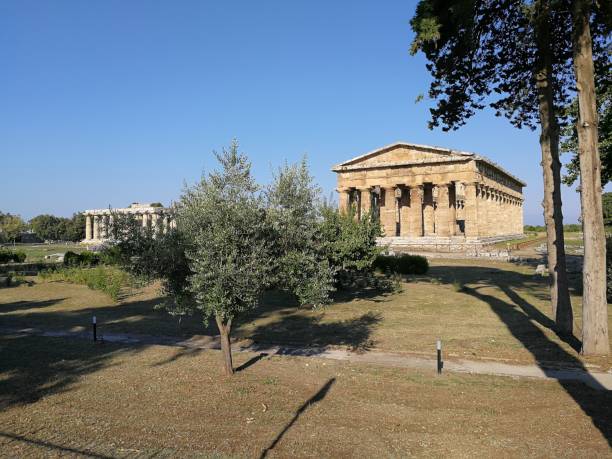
2,325,611,390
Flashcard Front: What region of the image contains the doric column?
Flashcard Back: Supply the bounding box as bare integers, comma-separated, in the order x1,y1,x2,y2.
151,213,159,231
464,182,479,238
100,215,108,239
337,188,351,214
85,215,92,240
449,182,457,236
435,183,451,237
162,215,169,234
380,186,397,236
408,185,424,237
93,215,100,240
142,213,149,228
359,187,372,217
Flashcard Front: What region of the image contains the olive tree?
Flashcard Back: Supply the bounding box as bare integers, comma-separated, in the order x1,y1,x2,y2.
177,141,274,375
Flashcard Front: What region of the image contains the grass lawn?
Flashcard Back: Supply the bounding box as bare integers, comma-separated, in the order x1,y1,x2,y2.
0,334,610,457
3,243,86,262
1,259,610,371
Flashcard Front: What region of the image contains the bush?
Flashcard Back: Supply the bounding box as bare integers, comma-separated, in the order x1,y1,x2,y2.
0,248,27,263
64,250,100,267
99,245,124,266
374,254,429,275
39,266,131,301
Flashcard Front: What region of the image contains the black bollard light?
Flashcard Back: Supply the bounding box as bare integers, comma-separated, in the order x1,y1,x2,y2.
93,315,97,342
436,339,443,374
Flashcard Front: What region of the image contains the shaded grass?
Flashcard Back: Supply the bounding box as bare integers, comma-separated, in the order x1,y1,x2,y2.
1,259,610,369
38,266,134,301
3,243,85,262
0,334,610,457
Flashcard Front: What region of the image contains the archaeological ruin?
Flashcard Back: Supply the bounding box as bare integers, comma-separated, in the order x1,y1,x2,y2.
82,202,174,244
333,142,525,252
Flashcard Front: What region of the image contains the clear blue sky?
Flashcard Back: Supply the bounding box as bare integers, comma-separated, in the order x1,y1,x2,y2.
0,0,593,224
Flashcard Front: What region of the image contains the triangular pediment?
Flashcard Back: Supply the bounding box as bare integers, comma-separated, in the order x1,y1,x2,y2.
332,142,473,171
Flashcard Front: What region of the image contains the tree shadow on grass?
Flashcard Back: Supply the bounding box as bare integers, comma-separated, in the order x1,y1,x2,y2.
0,431,114,459
0,298,67,313
249,312,382,353
429,264,611,445
463,285,611,446
259,378,335,458
0,334,147,411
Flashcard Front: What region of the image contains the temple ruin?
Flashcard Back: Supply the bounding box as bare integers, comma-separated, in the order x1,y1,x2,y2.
81,203,174,244
333,142,525,251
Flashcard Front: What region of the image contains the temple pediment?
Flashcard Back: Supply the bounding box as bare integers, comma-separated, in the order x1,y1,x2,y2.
332,142,473,171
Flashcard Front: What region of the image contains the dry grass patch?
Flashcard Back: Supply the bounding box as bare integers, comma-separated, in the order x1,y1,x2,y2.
0,258,610,370
0,335,610,457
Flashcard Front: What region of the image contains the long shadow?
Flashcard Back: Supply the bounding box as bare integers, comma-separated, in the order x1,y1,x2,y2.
259,378,335,458
499,285,582,352
235,352,268,372
0,333,147,411
0,431,113,458
457,283,611,444
0,298,66,313
249,312,382,353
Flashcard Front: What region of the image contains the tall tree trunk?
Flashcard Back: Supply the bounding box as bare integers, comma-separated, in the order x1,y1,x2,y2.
534,0,573,334
572,0,609,355
216,315,234,375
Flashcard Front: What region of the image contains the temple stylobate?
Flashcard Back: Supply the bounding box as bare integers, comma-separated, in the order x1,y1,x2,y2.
333,142,525,250
81,202,175,244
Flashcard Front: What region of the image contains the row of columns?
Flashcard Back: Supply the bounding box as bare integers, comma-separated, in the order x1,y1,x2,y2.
338,182,523,239
84,213,175,241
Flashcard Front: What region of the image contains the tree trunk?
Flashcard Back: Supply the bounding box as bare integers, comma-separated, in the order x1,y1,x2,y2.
572,0,609,355
534,0,573,334
215,315,234,375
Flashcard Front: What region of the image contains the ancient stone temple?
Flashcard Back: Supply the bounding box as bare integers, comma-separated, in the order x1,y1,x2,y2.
333,142,525,251
81,202,174,244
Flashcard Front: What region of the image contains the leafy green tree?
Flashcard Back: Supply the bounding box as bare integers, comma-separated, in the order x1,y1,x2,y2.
65,213,86,242
410,0,583,334
0,212,27,243
561,83,611,186
177,142,275,375
266,158,335,307
30,214,63,240
318,205,383,286
603,192,612,228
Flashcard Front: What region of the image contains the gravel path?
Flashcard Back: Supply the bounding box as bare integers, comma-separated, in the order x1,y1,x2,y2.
2,325,610,390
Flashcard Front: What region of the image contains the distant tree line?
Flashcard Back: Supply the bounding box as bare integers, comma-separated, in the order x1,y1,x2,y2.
0,212,85,243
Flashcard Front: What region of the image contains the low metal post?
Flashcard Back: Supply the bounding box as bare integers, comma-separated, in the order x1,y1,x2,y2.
93,315,97,342
436,339,443,374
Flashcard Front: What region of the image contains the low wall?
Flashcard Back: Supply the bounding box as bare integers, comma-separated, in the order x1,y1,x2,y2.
378,234,525,260
0,261,60,276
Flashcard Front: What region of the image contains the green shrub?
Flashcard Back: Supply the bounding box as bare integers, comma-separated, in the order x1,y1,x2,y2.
374,254,429,275
99,245,124,266
64,250,100,267
39,266,131,301
0,248,27,263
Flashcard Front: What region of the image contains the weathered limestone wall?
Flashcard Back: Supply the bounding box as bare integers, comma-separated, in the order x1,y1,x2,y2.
333,143,525,246
82,203,174,244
